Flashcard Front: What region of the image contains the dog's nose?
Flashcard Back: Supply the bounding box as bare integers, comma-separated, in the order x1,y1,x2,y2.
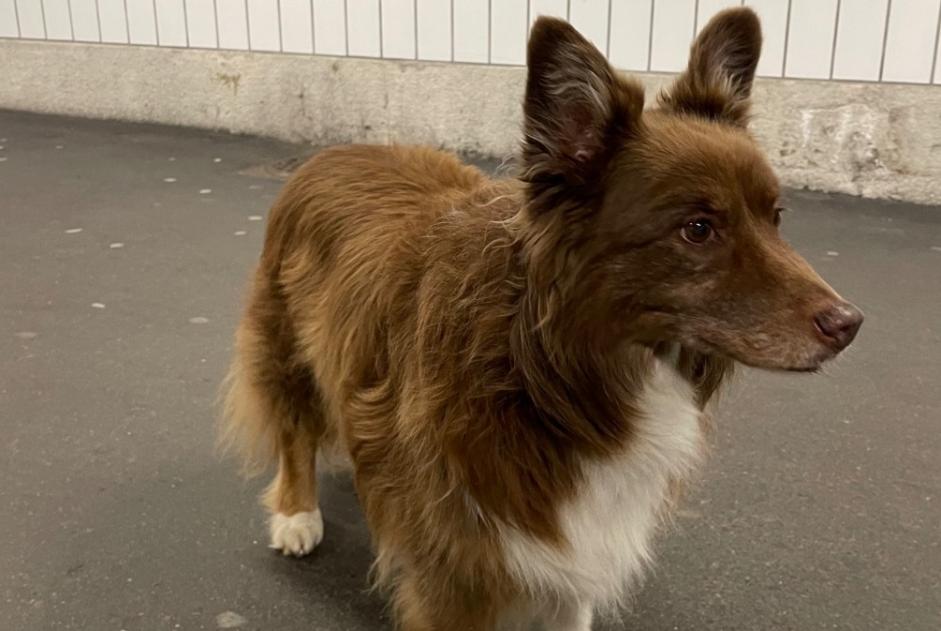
814,302,864,351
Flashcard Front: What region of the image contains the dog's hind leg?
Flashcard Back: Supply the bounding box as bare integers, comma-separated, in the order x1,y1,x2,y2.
221,274,327,557
263,415,324,556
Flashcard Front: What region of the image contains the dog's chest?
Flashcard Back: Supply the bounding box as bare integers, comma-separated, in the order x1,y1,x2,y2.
499,359,704,606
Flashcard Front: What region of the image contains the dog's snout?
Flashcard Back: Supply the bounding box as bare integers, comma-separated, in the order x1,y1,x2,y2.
814,302,863,351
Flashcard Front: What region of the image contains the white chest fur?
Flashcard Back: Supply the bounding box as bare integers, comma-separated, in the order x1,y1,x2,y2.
499,358,705,610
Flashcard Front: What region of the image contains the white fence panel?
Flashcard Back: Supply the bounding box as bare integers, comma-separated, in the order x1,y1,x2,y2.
882,0,941,83
1,0,940,85
784,0,838,80
417,0,451,61
381,0,416,59
313,0,346,55
43,0,72,41
280,0,314,53
0,0,16,38
832,0,888,82
650,0,696,73
609,0,653,72
126,0,158,46
453,0,488,63
70,0,100,42
155,0,188,47
491,0,527,65
569,0,610,54
184,0,217,48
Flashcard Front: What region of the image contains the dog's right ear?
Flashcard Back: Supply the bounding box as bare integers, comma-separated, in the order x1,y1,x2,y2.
522,18,644,202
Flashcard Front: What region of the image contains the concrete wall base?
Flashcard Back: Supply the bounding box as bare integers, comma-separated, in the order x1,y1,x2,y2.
4,40,941,205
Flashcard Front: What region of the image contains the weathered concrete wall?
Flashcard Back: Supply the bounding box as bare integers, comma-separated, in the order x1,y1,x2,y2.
4,40,941,204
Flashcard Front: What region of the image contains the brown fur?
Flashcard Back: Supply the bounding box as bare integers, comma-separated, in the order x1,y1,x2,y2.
221,9,861,630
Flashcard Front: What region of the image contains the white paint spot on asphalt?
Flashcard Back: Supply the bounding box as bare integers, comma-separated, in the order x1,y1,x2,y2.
168,157,176,161
189,316,210,324
213,157,222,163
109,242,124,249
163,177,177,183
0,146,4,150
0,157,8,162
65,228,83,234
234,230,247,236
199,188,212,194
215,611,247,628
826,251,839,256
91,303,105,309
55,145,63,149
248,184,262,190
931,246,941,252
16,331,38,339
248,215,262,221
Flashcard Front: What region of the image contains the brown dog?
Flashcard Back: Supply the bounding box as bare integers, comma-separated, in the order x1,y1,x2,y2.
221,8,862,630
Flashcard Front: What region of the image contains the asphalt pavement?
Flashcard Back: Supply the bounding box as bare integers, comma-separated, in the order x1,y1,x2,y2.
1,110,939,631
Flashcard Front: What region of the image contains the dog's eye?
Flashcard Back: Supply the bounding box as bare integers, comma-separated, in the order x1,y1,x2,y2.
681,219,714,244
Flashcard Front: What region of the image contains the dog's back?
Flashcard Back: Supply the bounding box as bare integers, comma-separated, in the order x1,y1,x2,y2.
222,143,495,466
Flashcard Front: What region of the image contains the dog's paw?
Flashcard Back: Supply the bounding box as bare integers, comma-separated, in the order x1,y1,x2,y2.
269,509,323,557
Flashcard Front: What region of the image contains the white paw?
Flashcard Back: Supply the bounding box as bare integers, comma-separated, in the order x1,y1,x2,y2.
269,509,323,557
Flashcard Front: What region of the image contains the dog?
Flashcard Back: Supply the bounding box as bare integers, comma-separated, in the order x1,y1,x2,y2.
221,8,862,630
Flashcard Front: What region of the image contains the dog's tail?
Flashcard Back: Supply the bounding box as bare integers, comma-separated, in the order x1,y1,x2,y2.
216,332,280,476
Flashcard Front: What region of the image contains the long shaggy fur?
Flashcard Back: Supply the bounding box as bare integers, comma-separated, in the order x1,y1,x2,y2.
220,9,861,630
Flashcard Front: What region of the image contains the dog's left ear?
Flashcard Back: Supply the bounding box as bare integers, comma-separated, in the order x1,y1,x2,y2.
522,17,644,199
660,7,762,126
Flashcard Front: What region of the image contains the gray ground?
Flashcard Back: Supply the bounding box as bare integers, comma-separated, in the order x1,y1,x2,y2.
1,110,939,631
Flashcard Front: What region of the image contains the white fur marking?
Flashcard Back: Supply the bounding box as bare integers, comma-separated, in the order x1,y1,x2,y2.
269,509,323,557
499,358,704,610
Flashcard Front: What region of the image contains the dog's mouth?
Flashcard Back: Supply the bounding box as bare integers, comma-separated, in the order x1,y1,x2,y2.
680,334,838,374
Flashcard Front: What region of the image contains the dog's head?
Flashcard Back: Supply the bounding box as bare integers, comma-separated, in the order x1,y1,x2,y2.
521,8,862,372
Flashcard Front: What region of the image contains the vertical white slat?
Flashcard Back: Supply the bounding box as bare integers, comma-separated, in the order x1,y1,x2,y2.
43,0,73,40
530,0,566,25
935,13,941,82
279,0,313,53
569,0,609,53
17,1,46,38
650,0,696,72
216,0,249,49
831,0,887,81
347,0,380,57
0,0,17,37
246,0,280,51
126,0,157,44
313,0,346,55
98,0,129,43
155,0,188,46
491,0,527,64
882,0,941,83
0,0,19,37
746,0,789,77
784,0,838,79
696,0,738,33
381,0,416,59
70,0,100,41
453,0,488,62
416,0,450,60
608,0,653,71
185,0,217,48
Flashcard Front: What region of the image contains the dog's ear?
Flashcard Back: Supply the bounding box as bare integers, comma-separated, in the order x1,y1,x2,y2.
522,17,644,200
659,7,762,126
